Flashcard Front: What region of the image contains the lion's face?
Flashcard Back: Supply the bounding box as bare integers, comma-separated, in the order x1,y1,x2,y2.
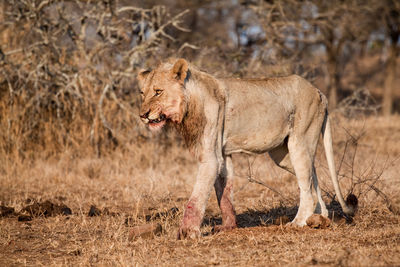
138,59,189,131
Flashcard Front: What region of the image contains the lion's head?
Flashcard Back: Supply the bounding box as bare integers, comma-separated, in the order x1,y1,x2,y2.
137,58,189,131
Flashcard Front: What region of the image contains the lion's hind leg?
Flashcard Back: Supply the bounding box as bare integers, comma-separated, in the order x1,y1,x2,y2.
286,136,316,226
213,156,237,232
269,142,329,221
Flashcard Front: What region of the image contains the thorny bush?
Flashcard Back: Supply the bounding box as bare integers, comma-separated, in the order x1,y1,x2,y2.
0,0,189,158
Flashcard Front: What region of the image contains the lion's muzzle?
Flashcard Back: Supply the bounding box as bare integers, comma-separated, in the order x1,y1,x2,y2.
148,113,166,124
140,109,166,123
140,109,167,131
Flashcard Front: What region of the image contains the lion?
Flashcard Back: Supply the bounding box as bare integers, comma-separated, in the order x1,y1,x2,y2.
137,58,355,239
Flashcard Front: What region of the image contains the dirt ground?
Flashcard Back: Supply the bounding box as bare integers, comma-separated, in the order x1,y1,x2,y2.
0,114,400,266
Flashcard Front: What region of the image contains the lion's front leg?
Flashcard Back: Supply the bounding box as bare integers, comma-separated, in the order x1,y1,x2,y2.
178,159,218,239
213,156,237,232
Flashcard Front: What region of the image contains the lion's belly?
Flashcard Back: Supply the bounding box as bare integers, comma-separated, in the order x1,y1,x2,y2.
223,102,292,155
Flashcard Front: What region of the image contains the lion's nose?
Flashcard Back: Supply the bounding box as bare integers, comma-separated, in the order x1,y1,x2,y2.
140,110,150,119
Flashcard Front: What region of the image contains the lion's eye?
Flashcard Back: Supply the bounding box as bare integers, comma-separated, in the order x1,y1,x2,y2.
154,89,163,96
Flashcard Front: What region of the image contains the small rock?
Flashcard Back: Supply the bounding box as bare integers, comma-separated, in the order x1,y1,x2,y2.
0,206,15,217
88,205,101,217
128,223,162,240
18,215,32,222
60,206,72,216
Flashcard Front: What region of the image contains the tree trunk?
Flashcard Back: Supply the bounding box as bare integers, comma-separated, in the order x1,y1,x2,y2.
327,52,339,109
324,31,344,110
382,37,399,116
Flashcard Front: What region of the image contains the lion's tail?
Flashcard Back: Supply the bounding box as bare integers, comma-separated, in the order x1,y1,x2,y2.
322,111,357,215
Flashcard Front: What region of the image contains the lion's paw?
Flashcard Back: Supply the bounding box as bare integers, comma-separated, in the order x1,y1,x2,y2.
286,219,307,228
177,226,200,240
212,224,237,234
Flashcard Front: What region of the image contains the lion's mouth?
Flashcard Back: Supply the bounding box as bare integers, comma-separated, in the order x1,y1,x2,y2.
148,114,167,131
148,114,166,124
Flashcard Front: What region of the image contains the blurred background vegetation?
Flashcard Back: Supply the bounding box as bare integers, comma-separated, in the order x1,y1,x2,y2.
0,0,398,159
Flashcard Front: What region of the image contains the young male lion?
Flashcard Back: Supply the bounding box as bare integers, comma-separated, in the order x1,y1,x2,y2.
138,58,354,239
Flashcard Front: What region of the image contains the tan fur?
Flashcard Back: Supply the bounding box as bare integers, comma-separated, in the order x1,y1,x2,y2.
138,58,353,239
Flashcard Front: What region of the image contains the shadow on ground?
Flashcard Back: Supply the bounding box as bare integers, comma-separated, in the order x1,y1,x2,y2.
203,206,298,229
202,199,354,229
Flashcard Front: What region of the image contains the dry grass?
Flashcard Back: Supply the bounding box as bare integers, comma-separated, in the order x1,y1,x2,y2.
0,115,399,266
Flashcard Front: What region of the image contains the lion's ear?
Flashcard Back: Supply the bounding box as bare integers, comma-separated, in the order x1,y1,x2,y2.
137,69,151,87
172,58,189,84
